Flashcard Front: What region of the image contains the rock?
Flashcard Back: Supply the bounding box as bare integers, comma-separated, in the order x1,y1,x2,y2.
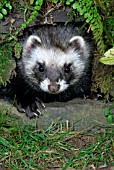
0,98,110,130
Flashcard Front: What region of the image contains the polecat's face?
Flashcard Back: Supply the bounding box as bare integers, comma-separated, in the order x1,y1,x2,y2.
33,61,73,94
21,35,89,94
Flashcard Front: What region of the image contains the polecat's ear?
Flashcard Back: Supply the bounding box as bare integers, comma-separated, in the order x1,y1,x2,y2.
23,35,42,54
69,36,85,51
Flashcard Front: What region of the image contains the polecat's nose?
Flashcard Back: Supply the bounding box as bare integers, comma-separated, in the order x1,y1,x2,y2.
48,82,60,93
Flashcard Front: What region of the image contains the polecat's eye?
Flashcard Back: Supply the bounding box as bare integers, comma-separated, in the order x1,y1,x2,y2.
39,64,44,72
64,65,71,73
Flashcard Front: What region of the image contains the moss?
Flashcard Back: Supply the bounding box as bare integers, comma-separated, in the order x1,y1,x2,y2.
0,41,22,86
92,53,114,99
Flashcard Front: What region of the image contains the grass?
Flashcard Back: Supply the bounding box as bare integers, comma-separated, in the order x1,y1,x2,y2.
0,106,114,170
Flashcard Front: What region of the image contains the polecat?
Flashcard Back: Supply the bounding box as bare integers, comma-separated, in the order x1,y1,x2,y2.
1,25,93,118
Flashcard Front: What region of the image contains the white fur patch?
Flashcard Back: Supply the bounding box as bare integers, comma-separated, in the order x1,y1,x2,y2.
57,79,69,92
23,47,84,71
26,35,41,47
69,36,85,49
40,78,68,93
40,78,50,92
23,35,42,56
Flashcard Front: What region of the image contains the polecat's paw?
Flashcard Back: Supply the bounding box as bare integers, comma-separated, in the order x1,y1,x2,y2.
15,97,45,118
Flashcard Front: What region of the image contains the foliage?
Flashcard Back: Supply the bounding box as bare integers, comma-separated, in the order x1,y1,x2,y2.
105,17,114,47
53,0,113,55
97,0,114,47
98,0,114,66
100,47,114,65
9,0,43,41
1,0,113,55
0,1,12,19
72,0,105,54
0,109,114,169
21,0,43,27
53,0,105,54
104,107,114,123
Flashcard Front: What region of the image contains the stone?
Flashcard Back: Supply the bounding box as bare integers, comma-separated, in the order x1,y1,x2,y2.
0,98,109,131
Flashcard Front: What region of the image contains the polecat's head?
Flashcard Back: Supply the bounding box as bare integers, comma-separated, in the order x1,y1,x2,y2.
21,34,90,94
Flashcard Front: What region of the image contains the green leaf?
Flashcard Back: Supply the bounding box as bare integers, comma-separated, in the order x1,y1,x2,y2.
0,13,3,19
104,47,114,57
35,0,43,6
86,15,93,23
32,11,38,15
0,3,2,9
100,47,114,65
80,9,85,15
35,1,39,5
5,3,12,9
91,26,96,31
62,0,66,3
94,12,98,18
72,2,79,9
2,8,7,15
21,23,27,29
84,13,90,18
81,1,85,6
104,108,110,116
89,1,93,6
30,0,34,4
34,5,41,11
53,0,59,3
107,115,113,123
66,0,70,5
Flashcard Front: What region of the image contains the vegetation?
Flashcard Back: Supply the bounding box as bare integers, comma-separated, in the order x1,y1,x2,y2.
104,106,114,124
0,42,15,86
0,109,114,169
0,1,12,19
100,47,114,65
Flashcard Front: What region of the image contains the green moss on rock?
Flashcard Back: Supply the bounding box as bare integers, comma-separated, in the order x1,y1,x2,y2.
0,41,22,86
92,53,114,99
